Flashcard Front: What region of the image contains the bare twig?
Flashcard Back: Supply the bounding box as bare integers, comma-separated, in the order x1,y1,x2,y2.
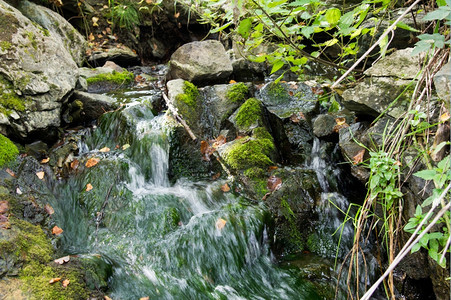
162,92,197,141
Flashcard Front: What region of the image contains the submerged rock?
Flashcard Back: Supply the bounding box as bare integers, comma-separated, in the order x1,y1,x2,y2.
168,40,233,85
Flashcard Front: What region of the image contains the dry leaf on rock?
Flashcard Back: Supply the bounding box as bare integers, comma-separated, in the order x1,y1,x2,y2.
99,147,110,153
104,296,113,300
36,171,45,180
221,183,230,192
85,158,100,168
215,218,227,230
352,149,365,165
16,187,22,195
52,226,63,235
140,297,150,300
70,159,80,170
0,201,9,214
5,168,15,177
45,204,54,215
122,144,130,150
41,157,50,164
54,255,70,265
86,183,93,192
62,279,70,287
229,80,236,84
49,278,61,284
267,176,282,191
440,112,450,122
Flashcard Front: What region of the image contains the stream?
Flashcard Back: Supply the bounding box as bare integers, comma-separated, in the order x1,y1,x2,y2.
45,89,370,299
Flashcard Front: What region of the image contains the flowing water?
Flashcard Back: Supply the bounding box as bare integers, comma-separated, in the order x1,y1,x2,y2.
47,92,331,299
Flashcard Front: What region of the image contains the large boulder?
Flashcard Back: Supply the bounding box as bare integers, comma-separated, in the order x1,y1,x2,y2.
168,40,233,85
342,48,422,119
15,0,87,67
0,0,80,141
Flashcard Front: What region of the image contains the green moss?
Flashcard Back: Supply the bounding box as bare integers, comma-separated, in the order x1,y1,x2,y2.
0,41,11,51
226,82,248,103
26,31,38,50
224,137,274,170
235,98,261,129
267,82,288,99
163,207,181,233
175,81,199,107
0,134,18,167
243,166,266,179
252,127,273,141
20,261,88,300
0,75,26,115
86,70,134,86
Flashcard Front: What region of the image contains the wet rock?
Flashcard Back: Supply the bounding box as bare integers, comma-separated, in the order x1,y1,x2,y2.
257,81,319,119
364,48,422,79
433,60,451,100
168,40,233,85
66,91,118,124
0,0,79,140
79,66,134,94
313,114,337,138
283,121,313,163
87,46,140,67
16,0,86,67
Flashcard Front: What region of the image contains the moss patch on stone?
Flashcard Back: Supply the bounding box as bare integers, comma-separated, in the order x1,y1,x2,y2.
223,136,274,171
226,82,248,103
0,13,19,42
175,81,199,107
0,41,12,51
0,75,26,115
86,70,134,86
235,98,261,129
0,134,19,167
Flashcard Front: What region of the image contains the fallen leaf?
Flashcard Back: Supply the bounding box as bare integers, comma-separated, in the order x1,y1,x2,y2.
335,118,346,126
352,149,365,165
267,176,282,191
16,187,22,195
70,159,80,170
174,12,180,18
215,218,227,230
92,16,99,27
49,278,61,284
268,166,278,171
122,144,130,150
86,183,93,192
440,112,450,122
99,147,110,153
45,204,54,215
88,32,95,41
36,171,45,180
52,226,63,235
288,91,294,96
54,255,70,265
62,279,70,287
211,172,221,180
394,160,402,166
229,80,237,84
221,183,230,192
6,168,15,177
140,297,150,300
311,86,324,95
333,118,349,132
212,135,226,148
85,158,100,168
0,201,9,214
41,157,50,164
104,296,113,300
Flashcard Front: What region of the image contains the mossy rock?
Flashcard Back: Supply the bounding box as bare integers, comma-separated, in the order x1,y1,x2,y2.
226,82,248,104
222,136,274,171
231,98,263,131
0,74,26,116
0,134,18,167
86,70,134,93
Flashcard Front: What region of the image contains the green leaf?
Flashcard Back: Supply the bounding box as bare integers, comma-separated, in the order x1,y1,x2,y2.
323,38,338,47
271,60,285,74
437,155,450,171
339,11,354,29
325,8,341,27
414,169,437,180
274,72,285,84
211,21,232,33
411,242,421,253
420,234,429,247
395,21,420,32
250,55,266,63
423,7,451,21
301,26,315,38
429,247,439,261
418,33,445,48
269,0,287,8
437,0,447,6
237,18,253,38
415,205,423,216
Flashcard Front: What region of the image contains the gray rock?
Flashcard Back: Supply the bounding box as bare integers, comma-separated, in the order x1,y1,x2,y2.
0,0,79,139
313,114,337,138
338,122,369,182
88,46,139,67
364,48,422,79
16,0,86,66
169,40,233,84
70,91,118,122
433,60,451,100
257,81,319,119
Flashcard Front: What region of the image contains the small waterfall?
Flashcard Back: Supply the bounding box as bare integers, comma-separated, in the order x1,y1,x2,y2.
310,137,330,192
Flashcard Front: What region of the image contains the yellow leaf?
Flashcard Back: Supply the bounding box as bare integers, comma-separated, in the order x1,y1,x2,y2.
104,296,113,300
221,183,230,192
85,158,100,168
49,277,61,284
229,80,237,84
86,183,93,192
122,144,130,150
140,297,150,300
215,218,227,230
41,157,50,163
54,255,70,265
52,226,64,235
62,279,70,287
92,16,99,27
36,171,45,180
335,117,346,126
352,149,365,165
99,147,110,153
440,112,450,122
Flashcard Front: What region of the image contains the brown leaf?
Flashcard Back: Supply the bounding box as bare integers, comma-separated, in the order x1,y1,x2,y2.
54,255,70,265
85,158,100,168
45,204,54,215
215,218,227,230
36,171,45,180
41,157,50,164
288,91,294,96
311,86,324,95
352,149,365,165
440,112,450,122
212,135,226,148
229,80,236,84
267,176,282,191
88,33,95,41
221,183,230,192
5,168,15,177
86,183,93,192
70,159,80,170
52,226,64,235
49,278,61,284
140,297,150,300
335,118,346,126
99,147,110,153
268,166,278,171
333,118,349,133
62,279,70,287
0,201,9,214
211,172,221,180
104,296,113,300
174,12,180,18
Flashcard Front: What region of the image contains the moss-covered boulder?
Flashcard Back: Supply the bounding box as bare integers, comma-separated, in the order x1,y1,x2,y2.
0,134,18,167
79,67,134,93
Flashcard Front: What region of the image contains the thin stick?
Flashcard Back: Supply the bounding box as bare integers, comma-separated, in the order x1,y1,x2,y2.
162,93,197,141
331,0,423,89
